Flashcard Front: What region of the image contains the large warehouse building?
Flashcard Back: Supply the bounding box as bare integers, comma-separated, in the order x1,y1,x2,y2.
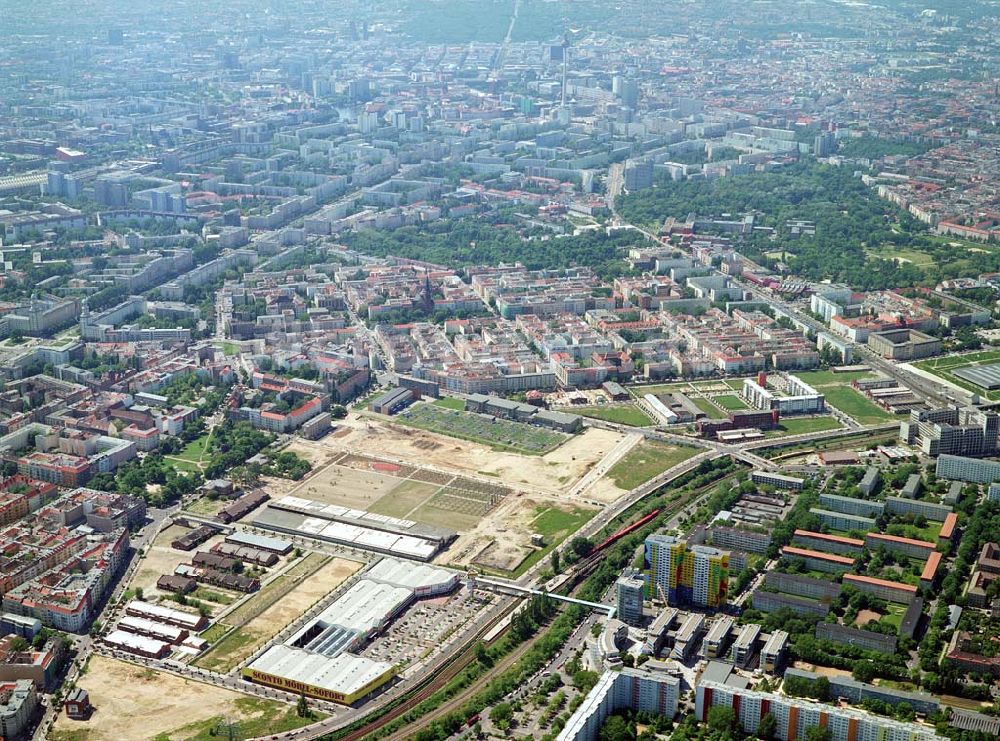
242,558,459,704
252,495,456,560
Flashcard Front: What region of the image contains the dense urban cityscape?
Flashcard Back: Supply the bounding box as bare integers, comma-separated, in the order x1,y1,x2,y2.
0,1,999,740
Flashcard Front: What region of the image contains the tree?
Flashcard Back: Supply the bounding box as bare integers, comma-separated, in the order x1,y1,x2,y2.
599,715,636,741
758,712,777,740
8,637,29,652
296,693,309,718
489,701,513,730
708,706,738,738
804,726,832,741
569,537,594,560
550,549,561,574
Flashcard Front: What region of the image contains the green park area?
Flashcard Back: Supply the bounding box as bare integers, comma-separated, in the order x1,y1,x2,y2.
692,397,727,419
714,394,749,411
605,441,701,490
568,405,654,427
509,505,597,577
821,386,896,425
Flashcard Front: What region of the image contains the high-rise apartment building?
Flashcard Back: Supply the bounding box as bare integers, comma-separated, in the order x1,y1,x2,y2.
695,681,937,741
645,535,730,608
900,407,1000,457
615,571,645,626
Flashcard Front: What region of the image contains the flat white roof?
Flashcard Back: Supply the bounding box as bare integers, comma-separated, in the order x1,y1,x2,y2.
315,580,412,634
249,645,393,696
117,616,184,642
365,558,458,592
105,629,169,654
126,600,202,627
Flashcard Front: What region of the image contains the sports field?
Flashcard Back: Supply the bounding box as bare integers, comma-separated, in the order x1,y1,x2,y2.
286,451,514,531
393,403,569,454
914,349,1000,401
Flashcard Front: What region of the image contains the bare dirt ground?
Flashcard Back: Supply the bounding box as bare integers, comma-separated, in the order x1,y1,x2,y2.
131,525,230,611
287,459,406,510
439,492,590,571
854,609,881,626
286,415,624,497
49,655,266,741
791,661,852,678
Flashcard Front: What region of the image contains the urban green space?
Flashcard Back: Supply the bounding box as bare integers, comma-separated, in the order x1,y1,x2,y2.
914,349,1000,401
566,404,654,427
691,396,727,419
821,386,897,425
605,441,701,490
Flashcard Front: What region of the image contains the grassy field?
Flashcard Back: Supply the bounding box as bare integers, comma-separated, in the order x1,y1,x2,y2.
692,396,727,419
175,431,212,463
766,416,842,437
568,405,653,427
822,386,896,425
794,369,874,386
605,441,701,490
394,404,568,454
156,696,323,740
195,628,259,672
510,505,596,578
914,349,1000,401
433,397,467,411
714,394,749,411
628,381,692,397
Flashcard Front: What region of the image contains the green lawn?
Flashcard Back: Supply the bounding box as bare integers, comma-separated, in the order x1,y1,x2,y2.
200,622,232,643
794,369,875,386
433,397,467,411
605,441,701,490
714,394,749,411
822,386,896,425
628,382,692,397
165,457,203,473
195,628,259,672
568,405,654,427
692,396,727,419
766,416,842,437
509,505,596,578
175,431,213,463
221,341,239,357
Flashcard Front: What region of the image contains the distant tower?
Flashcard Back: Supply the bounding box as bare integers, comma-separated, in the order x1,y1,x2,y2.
423,270,434,313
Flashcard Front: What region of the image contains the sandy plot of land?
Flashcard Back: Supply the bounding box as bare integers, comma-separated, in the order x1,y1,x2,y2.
50,655,263,741
131,526,228,601
198,557,361,673
286,460,408,510
308,416,623,496
439,492,565,570
791,661,852,679
584,477,629,504
855,609,881,626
